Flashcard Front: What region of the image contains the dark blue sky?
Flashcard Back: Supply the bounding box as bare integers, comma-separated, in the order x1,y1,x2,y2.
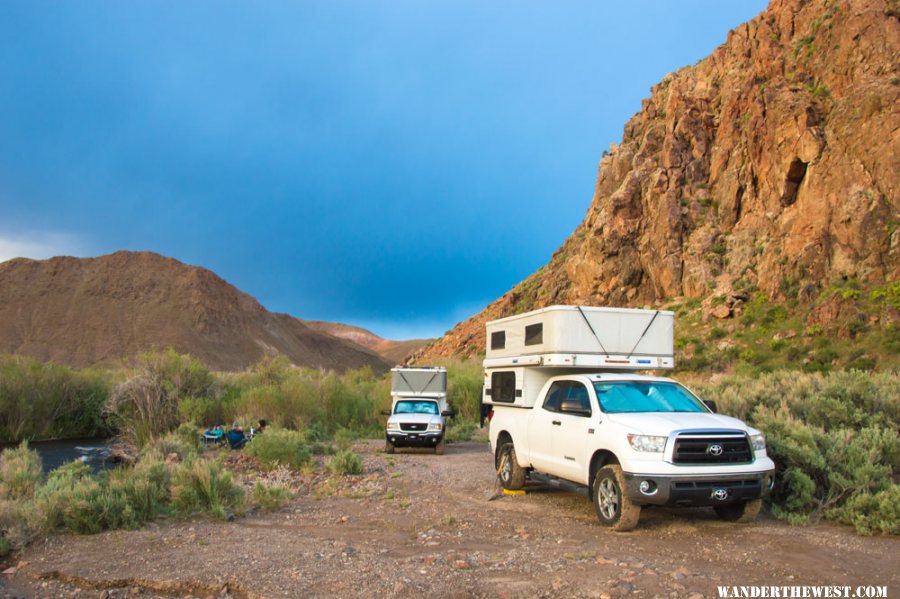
0,1,767,339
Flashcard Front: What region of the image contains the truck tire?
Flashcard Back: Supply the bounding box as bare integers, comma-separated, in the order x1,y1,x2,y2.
497,442,526,490
714,498,762,523
435,439,445,455
592,465,641,531
385,439,395,454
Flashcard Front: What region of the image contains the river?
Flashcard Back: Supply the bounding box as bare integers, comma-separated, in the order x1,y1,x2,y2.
2,438,113,473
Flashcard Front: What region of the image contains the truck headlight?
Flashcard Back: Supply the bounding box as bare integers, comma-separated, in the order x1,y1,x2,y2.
750,433,766,451
427,423,442,432
627,434,667,453
386,422,400,431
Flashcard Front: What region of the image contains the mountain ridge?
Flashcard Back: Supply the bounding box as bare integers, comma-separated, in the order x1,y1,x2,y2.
302,320,431,366
0,250,391,373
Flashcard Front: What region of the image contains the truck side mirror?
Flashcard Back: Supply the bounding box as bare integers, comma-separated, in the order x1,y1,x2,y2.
560,399,592,417
381,409,392,416
441,410,456,418
703,400,717,413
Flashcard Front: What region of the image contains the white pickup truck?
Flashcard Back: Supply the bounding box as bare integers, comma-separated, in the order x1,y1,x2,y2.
383,367,454,455
483,306,775,531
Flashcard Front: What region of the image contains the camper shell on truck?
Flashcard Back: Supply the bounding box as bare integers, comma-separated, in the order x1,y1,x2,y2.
383,367,453,455
484,306,775,531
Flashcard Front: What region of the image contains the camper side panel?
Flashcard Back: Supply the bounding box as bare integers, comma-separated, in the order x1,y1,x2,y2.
391,369,447,395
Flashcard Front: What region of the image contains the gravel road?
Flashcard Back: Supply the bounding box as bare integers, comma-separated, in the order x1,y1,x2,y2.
2,439,897,598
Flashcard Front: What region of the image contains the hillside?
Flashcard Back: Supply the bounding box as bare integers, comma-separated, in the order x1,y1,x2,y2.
0,251,390,373
302,320,431,365
417,0,899,372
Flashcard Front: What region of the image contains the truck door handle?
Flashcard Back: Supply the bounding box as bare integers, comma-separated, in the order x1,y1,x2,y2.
552,420,561,426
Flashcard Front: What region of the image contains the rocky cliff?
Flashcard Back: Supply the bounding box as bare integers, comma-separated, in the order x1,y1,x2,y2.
419,0,899,361
0,251,391,372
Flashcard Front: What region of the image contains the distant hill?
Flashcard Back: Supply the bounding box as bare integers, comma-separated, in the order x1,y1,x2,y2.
417,0,899,372
302,320,431,365
0,251,390,373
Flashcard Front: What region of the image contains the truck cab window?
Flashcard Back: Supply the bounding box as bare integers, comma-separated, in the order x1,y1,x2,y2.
562,382,592,416
542,381,568,412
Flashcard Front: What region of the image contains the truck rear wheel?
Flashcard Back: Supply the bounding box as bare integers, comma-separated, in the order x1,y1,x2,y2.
385,439,395,454
714,498,762,523
592,465,641,531
435,439,445,455
497,442,525,490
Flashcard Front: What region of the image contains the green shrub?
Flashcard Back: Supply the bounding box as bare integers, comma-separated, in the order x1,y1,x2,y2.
830,486,900,535
695,370,900,533
141,431,197,462
227,359,390,435
177,394,237,429
332,428,356,451
107,349,217,447
327,450,363,476
0,355,111,442
0,442,43,501
171,459,243,520
252,481,290,510
441,360,483,422
244,429,312,470
445,420,477,443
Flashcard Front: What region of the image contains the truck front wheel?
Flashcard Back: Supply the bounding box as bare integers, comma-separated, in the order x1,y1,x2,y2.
497,442,526,490
714,498,762,523
592,465,641,531
385,439,395,454
435,438,445,455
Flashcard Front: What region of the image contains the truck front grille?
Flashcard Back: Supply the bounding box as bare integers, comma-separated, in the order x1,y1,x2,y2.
399,423,427,432
672,432,752,464
672,479,761,491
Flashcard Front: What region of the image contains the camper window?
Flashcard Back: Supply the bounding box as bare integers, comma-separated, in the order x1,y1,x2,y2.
490,371,516,403
490,331,506,350
524,323,543,346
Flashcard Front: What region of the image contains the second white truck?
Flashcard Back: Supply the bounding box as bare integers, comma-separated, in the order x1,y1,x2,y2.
484,306,775,531
383,367,454,455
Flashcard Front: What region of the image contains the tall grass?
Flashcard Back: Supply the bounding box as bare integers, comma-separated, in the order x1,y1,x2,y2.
244,428,312,470
438,360,483,422
0,438,245,555
695,370,899,534
0,355,111,442
107,349,217,447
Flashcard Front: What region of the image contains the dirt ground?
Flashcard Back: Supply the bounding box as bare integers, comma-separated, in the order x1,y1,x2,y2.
1,438,897,599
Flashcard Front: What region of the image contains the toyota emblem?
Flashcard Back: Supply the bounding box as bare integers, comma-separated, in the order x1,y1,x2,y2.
707,443,724,456
712,488,729,501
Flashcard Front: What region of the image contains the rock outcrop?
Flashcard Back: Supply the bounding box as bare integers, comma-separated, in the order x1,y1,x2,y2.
0,251,390,372
419,0,899,360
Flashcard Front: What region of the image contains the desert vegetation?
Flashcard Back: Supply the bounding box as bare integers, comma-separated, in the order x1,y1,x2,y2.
695,371,899,535
0,348,896,550
0,355,112,442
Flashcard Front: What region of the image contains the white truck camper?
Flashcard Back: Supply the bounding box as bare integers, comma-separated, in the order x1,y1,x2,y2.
383,367,454,455
484,305,775,531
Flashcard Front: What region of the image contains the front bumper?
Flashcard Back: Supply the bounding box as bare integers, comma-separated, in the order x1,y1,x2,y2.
623,470,775,507
386,431,443,448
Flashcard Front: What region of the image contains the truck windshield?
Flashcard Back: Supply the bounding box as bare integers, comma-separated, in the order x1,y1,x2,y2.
394,400,439,415
592,381,706,413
